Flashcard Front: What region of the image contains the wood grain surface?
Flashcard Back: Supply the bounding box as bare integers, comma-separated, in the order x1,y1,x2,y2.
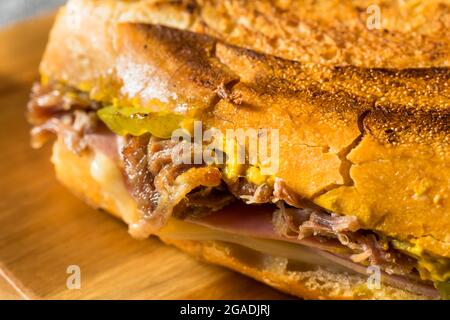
0,14,288,300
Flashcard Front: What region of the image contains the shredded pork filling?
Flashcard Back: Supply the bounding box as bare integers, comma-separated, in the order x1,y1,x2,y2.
28,82,441,293
123,134,232,238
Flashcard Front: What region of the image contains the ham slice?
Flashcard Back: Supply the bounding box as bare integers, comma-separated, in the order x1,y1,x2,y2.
188,202,347,253
187,202,439,298
85,128,120,162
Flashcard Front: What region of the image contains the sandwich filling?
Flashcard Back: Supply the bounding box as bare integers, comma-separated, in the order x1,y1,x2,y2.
28,82,450,299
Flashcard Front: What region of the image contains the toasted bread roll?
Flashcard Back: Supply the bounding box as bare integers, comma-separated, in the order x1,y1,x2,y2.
40,1,450,258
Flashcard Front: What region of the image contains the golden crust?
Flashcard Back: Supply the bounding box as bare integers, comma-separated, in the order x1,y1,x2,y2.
48,0,450,68
194,0,450,68
51,138,430,300
40,0,450,258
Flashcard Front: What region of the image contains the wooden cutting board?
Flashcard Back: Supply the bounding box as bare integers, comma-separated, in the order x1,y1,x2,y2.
0,13,289,300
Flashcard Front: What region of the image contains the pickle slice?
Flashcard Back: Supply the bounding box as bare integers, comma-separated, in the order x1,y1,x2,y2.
98,106,184,138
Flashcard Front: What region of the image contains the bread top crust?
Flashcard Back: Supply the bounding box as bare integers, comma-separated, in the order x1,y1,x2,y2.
194,0,450,68
57,0,450,68
40,0,450,257
44,0,450,69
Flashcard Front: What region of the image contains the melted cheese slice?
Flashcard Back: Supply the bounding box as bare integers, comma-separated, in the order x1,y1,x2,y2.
90,151,139,224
